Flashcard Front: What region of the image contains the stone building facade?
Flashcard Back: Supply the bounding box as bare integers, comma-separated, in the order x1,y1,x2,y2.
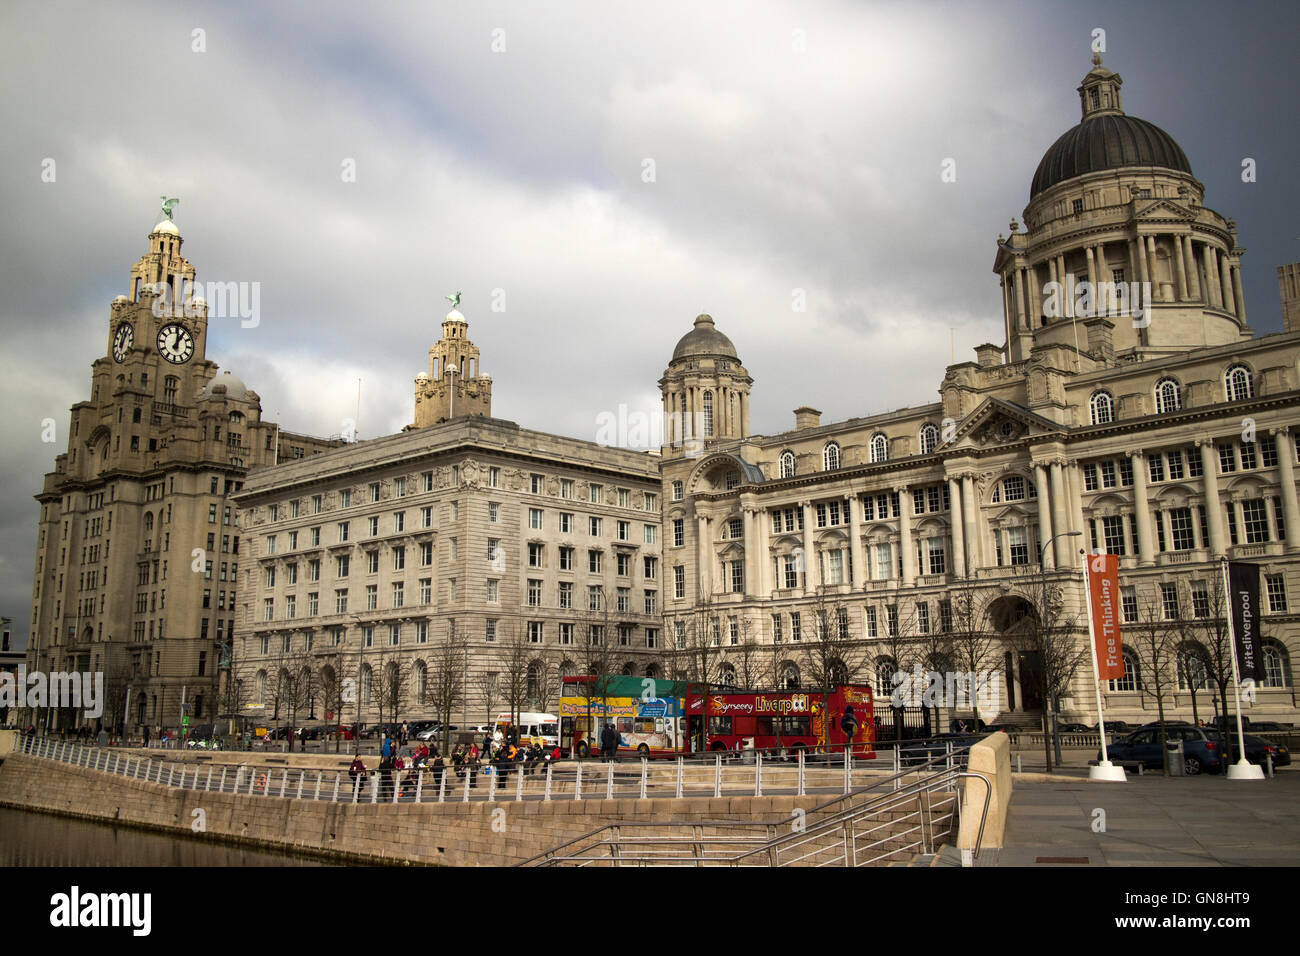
660,56,1300,728
232,311,665,726
26,216,339,733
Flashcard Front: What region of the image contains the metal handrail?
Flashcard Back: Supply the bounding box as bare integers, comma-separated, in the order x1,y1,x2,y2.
517,745,974,866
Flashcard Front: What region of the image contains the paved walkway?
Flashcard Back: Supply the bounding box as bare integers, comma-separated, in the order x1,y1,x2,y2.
975,770,1300,866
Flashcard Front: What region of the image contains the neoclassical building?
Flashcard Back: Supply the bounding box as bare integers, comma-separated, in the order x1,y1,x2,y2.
231,307,666,725
27,214,340,733
660,56,1299,727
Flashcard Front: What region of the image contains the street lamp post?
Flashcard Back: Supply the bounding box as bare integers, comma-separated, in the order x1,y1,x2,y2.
1038,530,1082,771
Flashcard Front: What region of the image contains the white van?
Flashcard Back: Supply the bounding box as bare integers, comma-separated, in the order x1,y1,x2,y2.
493,712,559,749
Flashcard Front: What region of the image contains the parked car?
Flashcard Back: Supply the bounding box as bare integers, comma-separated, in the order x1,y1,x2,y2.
1208,715,1251,733
948,718,986,734
1058,723,1093,734
983,723,1025,736
899,734,979,766
1095,720,1138,736
1211,732,1291,767
1102,723,1224,775
1246,721,1293,733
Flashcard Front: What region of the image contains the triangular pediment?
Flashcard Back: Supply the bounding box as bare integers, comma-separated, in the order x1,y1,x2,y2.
944,398,1065,452
1134,198,1196,223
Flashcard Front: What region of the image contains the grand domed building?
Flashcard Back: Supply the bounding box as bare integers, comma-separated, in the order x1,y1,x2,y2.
659,56,1300,734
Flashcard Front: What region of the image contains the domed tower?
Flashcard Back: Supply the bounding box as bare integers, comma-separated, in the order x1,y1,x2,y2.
994,53,1250,365
413,296,493,427
659,313,752,449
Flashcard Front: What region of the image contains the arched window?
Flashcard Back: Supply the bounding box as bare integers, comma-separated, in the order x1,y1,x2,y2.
870,434,889,463
823,442,841,471
1108,651,1142,692
255,670,267,707
827,658,849,686
779,451,796,478
527,660,545,700
1225,364,1254,402
1261,641,1290,688
875,657,897,696
559,659,576,680
644,663,660,680
717,662,737,686
360,664,373,706
384,661,400,702
780,662,800,689
1154,378,1181,414
702,391,714,437
1089,390,1114,425
919,423,939,454
621,662,635,676
413,660,427,705
1176,646,1211,691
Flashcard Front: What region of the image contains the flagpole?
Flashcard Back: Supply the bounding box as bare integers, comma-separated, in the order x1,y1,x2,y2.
1221,558,1264,780
1084,552,1125,781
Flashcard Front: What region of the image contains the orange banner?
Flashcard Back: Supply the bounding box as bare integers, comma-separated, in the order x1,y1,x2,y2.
1086,553,1124,681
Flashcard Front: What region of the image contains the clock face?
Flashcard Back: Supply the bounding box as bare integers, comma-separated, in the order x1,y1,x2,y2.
156,323,195,364
112,323,133,362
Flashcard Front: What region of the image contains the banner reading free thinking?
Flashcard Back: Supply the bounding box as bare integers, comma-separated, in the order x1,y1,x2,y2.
1086,552,1125,681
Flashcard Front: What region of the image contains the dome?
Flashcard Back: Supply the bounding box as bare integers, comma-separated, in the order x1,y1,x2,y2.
445,309,465,322
671,314,739,362
152,218,180,236
415,371,430,382
1030,113,1193,199
112,294,129,304
197,370,248,402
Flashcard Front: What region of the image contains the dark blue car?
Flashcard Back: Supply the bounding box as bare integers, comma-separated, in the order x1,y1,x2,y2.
1102,723,1224,775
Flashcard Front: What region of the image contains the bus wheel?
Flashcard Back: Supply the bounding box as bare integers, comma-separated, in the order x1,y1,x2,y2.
577,741,590,758
637,744,650,756
710,741,728,752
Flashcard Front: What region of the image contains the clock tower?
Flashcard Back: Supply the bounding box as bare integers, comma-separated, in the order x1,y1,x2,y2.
27,209,341,737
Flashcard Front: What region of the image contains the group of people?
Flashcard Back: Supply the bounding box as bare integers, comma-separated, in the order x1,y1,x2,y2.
350,737,445,800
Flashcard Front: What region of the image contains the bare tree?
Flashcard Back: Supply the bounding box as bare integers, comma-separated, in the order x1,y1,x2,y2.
476,669,500,726
1129,589,1181,774
800,586,869,751
427,629,468,756
945,583,1003,728
501,624,532,729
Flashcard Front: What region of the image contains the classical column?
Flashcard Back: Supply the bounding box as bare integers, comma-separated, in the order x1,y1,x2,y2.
1220,254,1236,316
1049,461,1071,566
1058,255,1071,318
1232,265,1247,324
696,514,712,597
741,507,757,598
1203,245,1222,309
1136,235,1150,287
848,495,866,588
1183,236,1200,299
1146,236,1163,301
1173,234,1189,300
756,507,773,598
898,486,915,586
961,474,980,570
948,478,966,578
1033,464,1054,569
1199,441,1226,556
1095,243,1111,313
801,501,815,595
1131,451,1155,565
1014,268,1027,330
1085,246,1098,298
1067,460,1086,546
1276,429,1300,549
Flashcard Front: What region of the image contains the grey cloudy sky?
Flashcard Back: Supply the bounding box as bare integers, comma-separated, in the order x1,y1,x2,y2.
2,0,1297,648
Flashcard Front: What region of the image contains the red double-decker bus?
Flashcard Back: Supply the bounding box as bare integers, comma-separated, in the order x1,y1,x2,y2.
684,684,875,757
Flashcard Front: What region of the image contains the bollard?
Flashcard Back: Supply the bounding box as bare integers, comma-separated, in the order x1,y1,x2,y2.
515,764,524,802
1267,754,1274,778
248,768,256,796
370,772,378,804
843,747,851,794
416,769,424,804
676,757,684,799
640,759,648,800
606,761,614,800
463,767,471,803
220,767,227,794
167,766,174,787
488,766,497,802
438,767,446,803
544,763,553,802
315,771,322,801
798,748,806,797
281,769,289,799
714,753,722,798
352,773,361,804
755,751,763,797
575,761,583,801
392,770,400,804
1016,754,1022,773
296,772,304,801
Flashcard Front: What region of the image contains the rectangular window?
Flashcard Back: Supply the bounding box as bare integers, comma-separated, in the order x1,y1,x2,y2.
561,479,574,499
559,546,574,571
527,579,542,607
528,542,543,568
559,623,574,646
336,555,350,577
367,516,378,536
617,587,630,612
1261,436,1278,468
644,524,658,545
335,589,348,613
783,555,799,589
1101,516,1127,555
485,619,497,642
644,589,657,614
529,508,543,530
337,522,349,542
1242,499,1269,543
1099,461,1117,488
558,581,571,609
771,614,783,643
1170,508,1195,551
917,602,930,634
366,585,378,610
617,520,630,541
672,519,684,547
673,565,685,599
864,606,878,638
484,579,496,603
730,560,745,593
1166,451,1185,480
886,605,899,638
790,612,801,643
1160,582,1180,620
528,621,543,644
1083,465,1098,492
422,471,433,493
416,621,428,644
1219,445,1236,473
589,483,602,504
421,506,433,528
394,511,405,532
488,502,499,523
643,556,658,579
392,582,404,608
1148,455,1165,483
1240,441,1257,470
1120,586,1138,624
1191,582,1211,618
588,550,602,573
366,550,379,574
874,543,892,580
1008,526,1029,565
1266,574,1288,612
926,537,946,575
617,552,631,576
589,517,602,537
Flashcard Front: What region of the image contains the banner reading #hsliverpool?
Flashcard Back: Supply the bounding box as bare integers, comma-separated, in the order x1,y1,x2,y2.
1228,560,1261,682
1086,552,1125,681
